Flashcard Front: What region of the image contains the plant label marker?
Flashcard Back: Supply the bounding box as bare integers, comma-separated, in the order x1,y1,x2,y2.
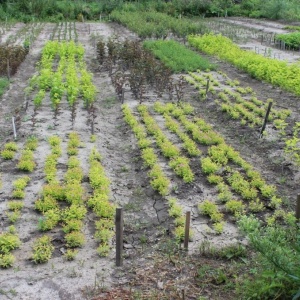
296,195,300,220
12,117,17,140
115,207,124,266
259,101,273,138
184,211,191,250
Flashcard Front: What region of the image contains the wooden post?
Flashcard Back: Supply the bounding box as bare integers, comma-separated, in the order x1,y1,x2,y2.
184,211,191,250
259,101,273,138
116,208,123,266
12,117,17,140
205,79,210,99
7,59,10,80
296,195,300,220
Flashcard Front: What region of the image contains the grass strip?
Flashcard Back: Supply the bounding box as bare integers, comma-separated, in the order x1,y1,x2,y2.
143,40,215,73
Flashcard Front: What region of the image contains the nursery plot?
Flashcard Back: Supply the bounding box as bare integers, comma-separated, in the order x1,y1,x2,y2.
0,22,24,44
214,17,300,63
0,20,299,300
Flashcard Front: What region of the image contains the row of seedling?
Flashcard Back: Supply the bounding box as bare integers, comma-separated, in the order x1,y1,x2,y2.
284,122,300,165
88,146,114,256
33,132,86,262
122,104,191,242
154,102,294,233
27,40,96,123
137,104,195,183
185,70,291,131
0,137,38,268
51,21,78,42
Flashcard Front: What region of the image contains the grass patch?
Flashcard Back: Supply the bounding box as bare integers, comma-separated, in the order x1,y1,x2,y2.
143,40,215,73
0,78,9,97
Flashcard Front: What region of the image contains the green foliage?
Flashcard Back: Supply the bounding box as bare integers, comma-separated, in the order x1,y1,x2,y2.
65,231,85,248
111,10,207,40
12,176,30,190
64,249,78,261
213,222,224,234
12,189,25,199
141,147,158,168
94,228,114,243
8,201,24,211
25,136,38,151
4,142,18,151
169,156,194,183
35,195,59,213
6,211,21,223
97,243,110,257
17,150,36,172
237,215,300,299
1,149,15,160
0,253,15,268
0,232,21,254
201,157,220,174
198,199,223,223
38,208,60,231
143,40,215,72
62,205,87,221
62,220,83,234
148,164,170,196
188,33,300,96
248,198,264,212
32,235,54,264
225,199,245,214
276,32,300,49
1,142,18,159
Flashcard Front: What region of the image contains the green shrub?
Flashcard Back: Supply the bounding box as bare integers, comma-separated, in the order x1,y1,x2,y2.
0,233,21,254
237,215,300,299
65,231,85,248
0,253,15,268
32,235,54,264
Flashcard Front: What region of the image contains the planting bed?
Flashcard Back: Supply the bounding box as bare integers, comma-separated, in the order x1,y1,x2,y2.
0,19,299,299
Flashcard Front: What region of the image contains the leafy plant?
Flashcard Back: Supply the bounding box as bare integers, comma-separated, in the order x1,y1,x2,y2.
7,200,24,211
32,235,54,264
0,232,21,254
65,231,85,248
201,157,220,174
169,156,194,183
0,253,15,268
148,164,170,196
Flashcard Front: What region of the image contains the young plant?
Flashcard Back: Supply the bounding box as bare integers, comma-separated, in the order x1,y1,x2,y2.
32,235,54,264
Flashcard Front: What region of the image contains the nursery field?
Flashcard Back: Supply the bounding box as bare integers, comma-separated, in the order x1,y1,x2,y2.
0,18,300,300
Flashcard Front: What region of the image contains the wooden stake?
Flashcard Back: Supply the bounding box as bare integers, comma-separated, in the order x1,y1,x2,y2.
116,208,124,266
12,117,17,140
205,79,210,99
7,59,10,80
259,101,273,138
296,195,300,220
184,211,191,250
